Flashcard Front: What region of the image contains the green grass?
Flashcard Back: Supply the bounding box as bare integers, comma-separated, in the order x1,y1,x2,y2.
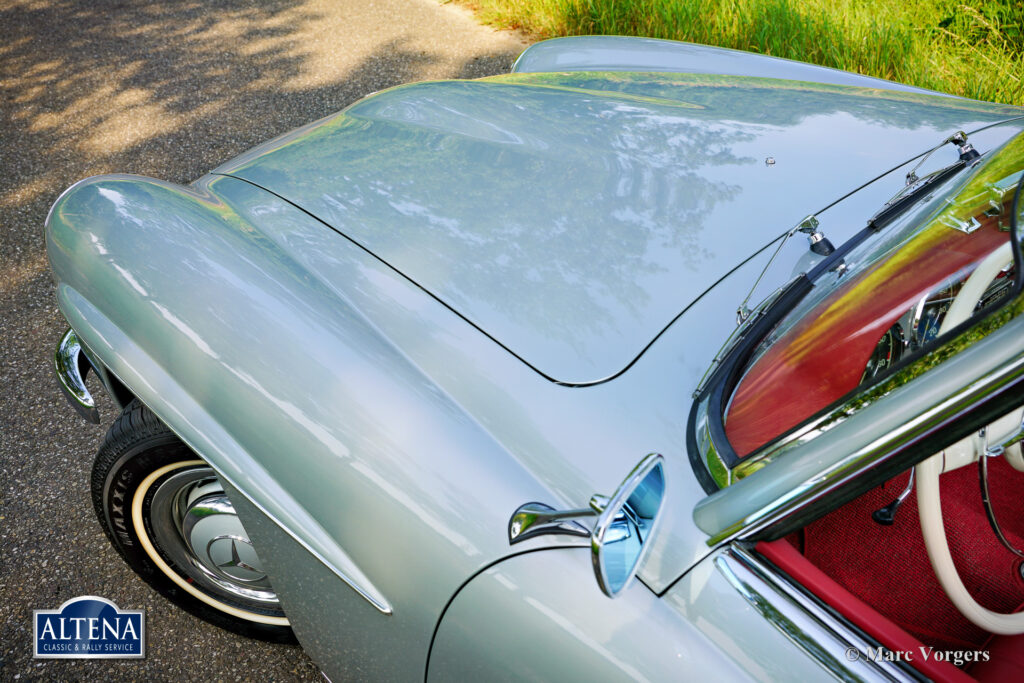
462,0,1024,105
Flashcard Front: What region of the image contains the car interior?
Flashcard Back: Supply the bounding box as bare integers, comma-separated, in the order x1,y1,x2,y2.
762,450,1024,681
713,134,1024,680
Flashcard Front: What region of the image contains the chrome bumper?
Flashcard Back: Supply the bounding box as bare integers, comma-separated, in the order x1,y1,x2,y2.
54,328,100,424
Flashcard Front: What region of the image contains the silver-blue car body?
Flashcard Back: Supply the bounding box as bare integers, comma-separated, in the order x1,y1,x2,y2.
46,36,1024,681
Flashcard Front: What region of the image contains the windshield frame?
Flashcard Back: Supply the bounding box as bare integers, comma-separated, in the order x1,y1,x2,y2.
689,139,1024,494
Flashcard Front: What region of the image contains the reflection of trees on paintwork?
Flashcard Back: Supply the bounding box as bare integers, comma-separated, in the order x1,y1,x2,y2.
496,71,1022,130
233,76,752,371
226,71,1021,379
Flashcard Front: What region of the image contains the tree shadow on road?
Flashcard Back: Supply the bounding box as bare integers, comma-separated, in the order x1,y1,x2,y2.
0,2,522,677
0,0,522,279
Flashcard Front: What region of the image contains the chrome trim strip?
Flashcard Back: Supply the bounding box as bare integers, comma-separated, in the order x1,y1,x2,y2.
715,546,917,683
54,328,100,424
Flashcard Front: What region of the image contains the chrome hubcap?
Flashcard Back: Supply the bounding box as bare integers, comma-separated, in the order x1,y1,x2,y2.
182,494,271,587
149,467,281,610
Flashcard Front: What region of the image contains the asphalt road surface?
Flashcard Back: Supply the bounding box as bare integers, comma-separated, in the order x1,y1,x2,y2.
0,1,527,679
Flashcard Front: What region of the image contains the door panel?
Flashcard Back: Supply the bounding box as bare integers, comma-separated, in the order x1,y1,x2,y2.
427,547,746,682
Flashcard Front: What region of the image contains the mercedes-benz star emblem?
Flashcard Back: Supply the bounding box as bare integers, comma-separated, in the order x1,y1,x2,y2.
205,535,268,583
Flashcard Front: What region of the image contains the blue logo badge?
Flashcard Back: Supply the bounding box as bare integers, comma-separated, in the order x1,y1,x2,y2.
34,596,145,659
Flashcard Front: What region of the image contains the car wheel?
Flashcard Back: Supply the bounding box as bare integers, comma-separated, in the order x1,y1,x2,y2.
91,399,294,642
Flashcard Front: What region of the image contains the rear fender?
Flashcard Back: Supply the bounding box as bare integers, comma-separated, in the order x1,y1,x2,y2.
45,174,567,678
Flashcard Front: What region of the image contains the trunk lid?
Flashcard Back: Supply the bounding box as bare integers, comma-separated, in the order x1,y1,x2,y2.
215,72,1021,383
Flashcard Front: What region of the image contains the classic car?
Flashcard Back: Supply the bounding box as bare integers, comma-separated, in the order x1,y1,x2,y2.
46,35,1024,680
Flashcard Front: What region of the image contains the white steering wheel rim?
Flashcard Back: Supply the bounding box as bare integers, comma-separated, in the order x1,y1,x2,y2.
915,240,1024,634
